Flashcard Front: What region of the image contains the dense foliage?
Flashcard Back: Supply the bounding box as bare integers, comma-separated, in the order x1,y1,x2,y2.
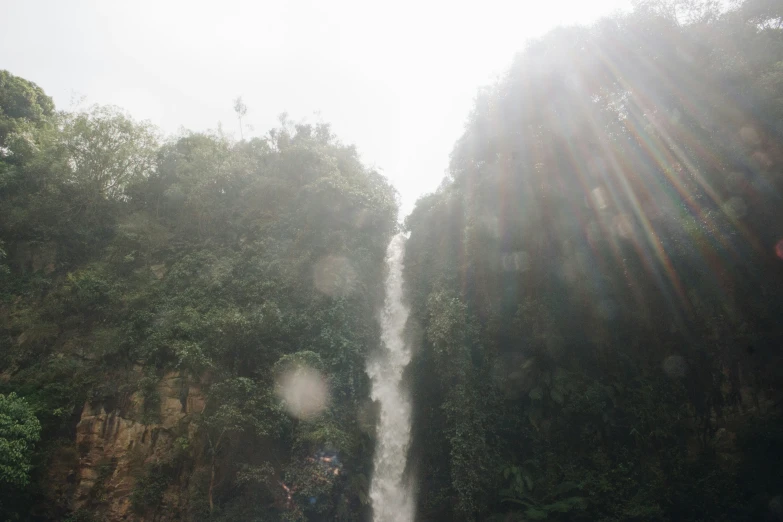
0,392,41,489
0,68,397,520
403,1,783,520
3,1,783,521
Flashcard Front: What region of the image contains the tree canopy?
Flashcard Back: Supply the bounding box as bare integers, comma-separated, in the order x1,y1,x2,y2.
1,0,783,520
0,392,41,488
0,67,397,521
404,1,783,520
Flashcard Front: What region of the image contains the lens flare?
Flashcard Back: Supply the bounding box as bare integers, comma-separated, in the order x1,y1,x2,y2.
723,197,747,220
276,366,329,420
775,239,783,260
739,126,761,147
313,256,357,297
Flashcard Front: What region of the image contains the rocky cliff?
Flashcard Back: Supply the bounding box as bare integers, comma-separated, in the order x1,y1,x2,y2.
68,372,205,521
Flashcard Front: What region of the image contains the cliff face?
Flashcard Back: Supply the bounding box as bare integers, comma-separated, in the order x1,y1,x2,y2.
69,372,204,521
0,76,399,520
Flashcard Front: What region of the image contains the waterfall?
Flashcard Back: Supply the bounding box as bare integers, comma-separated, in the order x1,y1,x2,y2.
366,233,414,522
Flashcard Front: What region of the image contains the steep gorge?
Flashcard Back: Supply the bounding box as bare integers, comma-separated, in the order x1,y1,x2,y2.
3,1,783,521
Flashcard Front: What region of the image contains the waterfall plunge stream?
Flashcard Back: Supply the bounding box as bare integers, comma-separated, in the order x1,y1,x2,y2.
366,233,414,522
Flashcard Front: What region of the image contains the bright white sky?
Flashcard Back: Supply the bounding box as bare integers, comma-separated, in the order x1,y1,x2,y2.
1,0,630,216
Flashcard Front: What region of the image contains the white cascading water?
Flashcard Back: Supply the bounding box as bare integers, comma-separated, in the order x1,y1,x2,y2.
366,233,414,522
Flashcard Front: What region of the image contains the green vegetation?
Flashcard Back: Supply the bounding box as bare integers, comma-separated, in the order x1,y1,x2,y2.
0,392,41,487
0,69,396,520
404,0,783,520
1,0,783,520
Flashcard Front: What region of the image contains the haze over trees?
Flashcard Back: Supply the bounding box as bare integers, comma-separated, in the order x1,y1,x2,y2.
404,0,783,520
1,67,397,520
1,0,783,521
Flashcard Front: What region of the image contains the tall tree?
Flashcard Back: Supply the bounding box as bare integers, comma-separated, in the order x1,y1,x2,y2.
233,96,247,140
0,393,40,488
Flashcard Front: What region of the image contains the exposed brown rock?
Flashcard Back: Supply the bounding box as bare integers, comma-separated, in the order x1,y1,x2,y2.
69,372,205,521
